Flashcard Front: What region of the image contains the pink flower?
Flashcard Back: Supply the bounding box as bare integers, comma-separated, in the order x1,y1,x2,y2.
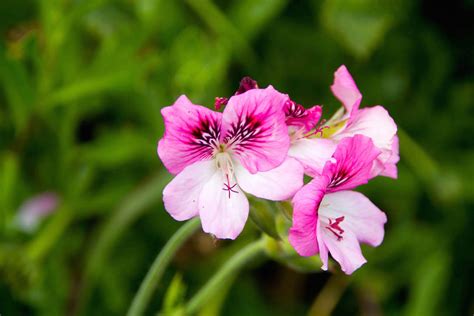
16,192,59,232
289,65,399,178
158,86,304,239
288,135,387,274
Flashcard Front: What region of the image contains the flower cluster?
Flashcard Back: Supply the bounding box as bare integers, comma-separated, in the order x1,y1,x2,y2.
157,65,398,274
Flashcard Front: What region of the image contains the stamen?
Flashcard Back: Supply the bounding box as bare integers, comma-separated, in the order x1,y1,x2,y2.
222,174,238,199
304,119,329,138
214,97,228,110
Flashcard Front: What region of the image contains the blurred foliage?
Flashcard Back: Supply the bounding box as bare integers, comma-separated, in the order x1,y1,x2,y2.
0,0,473,315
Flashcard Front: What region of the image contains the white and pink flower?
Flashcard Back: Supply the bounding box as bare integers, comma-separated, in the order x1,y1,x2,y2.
289,65,399,178
158,86,304,239
289,135,387,274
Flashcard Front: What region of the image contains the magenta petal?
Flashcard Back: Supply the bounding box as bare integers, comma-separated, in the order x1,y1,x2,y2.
285,102,322,132
288,176,329,257
330,65,362,116
325,135,381,192
163,160,215,221
158,95,222,175
222,86,290,174
235,157,304,201
199,170,249,240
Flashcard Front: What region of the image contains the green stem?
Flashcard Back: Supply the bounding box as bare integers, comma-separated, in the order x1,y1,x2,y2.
127,218,201,316
185,239,266,314
77,170,171,316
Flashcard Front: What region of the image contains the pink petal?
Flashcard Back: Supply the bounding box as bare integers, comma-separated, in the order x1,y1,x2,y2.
379,135,399,178
324,135,381,192
330,65,362,116
222,86,290,174
158,95,222,175
163,160,216,221
333,106,398,178
288,138,337,176
199,170,249,239
17,192,59,232
235,157,304,201
288,176,330,256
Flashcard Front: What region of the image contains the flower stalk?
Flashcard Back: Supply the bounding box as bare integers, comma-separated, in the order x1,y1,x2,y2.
127,217,200,316
185,238,266,314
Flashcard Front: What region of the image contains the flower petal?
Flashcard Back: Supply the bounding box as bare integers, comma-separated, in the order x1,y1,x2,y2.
325,135,381,192
158,95,222,175
330,65,362,116
288,176,329,256
222,86,290,173
320,191,387,247
235,157,304,201
288,138,337,176
285,101,322,132
163,160,216,221
199,170,249,239
379,135,399,178
333,106,397,175
317,217,366,275
317,191,386,274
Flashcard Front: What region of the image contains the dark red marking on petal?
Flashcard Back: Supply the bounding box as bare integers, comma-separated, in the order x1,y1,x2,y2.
188,116,221,158
223,114,265,151
326,216,345,241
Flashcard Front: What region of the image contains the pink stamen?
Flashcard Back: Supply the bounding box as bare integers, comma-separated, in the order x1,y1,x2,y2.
305,119,329,138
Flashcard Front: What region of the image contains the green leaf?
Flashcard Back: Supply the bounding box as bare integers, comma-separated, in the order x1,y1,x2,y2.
162,273,187,313
404,251,450,316
0,48,35,131
78,129,154,168
229,0,288,39
249,198,280,240
0,152,19,231
321,0,395,59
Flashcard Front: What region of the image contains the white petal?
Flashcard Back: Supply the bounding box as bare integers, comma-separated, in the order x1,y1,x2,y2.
319,191,387,246
199,170,249,239
163,160,216,221
288,138,336,175
317,218,367,275
234,158,304,201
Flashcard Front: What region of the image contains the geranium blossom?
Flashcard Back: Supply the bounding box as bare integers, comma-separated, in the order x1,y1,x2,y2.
290,65,399,178
219,77,335,176
288,135,387,274
158,86,304,239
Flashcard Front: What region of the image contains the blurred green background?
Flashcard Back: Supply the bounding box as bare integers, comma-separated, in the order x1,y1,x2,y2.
0,0,473,315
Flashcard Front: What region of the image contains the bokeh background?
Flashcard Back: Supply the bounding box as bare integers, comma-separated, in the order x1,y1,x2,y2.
1,0,473,315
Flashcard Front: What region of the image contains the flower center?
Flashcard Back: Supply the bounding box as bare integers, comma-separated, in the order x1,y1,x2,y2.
214,152,238,199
